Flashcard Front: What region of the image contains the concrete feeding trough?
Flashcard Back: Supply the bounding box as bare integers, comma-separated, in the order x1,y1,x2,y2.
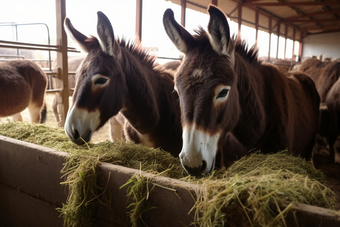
0,135,340,227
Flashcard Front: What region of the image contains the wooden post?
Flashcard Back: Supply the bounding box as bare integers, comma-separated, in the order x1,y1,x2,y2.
136,0,143,42
181,0,186,27
292,28,296,60
255,10,259,42
55,0,69,127
268,17,272,61
238,3,242,33
284,24,288,60
299,32,303,62
276,22,280,59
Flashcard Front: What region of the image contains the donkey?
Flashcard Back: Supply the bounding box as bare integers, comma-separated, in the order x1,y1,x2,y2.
300,59,340,163
323,62,340,164
0,60,47,123
299,58,338,102
163,5,320,176
63,12,182,156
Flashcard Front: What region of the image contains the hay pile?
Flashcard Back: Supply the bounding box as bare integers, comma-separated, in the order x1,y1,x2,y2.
193,152,336,227
0,120,185,227
0,121,338,227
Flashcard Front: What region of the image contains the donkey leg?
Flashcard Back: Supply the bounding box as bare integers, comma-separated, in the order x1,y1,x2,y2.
12,113,23,121
27,103,43,123
109,116,124,142
327,134,336,164
52,94,61,125
333,135,340,164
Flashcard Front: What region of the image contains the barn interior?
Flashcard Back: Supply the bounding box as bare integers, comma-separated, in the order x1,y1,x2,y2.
0,0,340,226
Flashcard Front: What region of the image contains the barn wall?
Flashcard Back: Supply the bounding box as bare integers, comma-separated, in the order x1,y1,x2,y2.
302,32,340,60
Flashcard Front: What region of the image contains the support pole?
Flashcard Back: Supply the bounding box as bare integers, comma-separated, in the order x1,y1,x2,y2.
268,17,272,61
136,0,143,42
292,28,296,60
255,10,259,42
276,22,280,59
299,32,303,62
181,0,186,27
284,24,288,60
238,3,242,33
55,0,69,127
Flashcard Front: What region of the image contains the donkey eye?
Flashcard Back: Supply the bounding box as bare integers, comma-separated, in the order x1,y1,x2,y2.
94,77,108,85
216,89,229,99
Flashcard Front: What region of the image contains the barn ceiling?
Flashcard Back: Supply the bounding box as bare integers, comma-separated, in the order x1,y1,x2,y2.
169,0,340,40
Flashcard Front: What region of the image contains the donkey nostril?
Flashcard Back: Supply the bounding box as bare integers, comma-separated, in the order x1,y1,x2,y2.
201,160,207,172
73,129,80,140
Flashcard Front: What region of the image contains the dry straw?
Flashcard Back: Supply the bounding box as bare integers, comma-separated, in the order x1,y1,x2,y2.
0,121,338,227
192,152,336,227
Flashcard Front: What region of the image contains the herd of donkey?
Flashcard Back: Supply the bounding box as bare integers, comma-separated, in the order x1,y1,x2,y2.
0,5,339,176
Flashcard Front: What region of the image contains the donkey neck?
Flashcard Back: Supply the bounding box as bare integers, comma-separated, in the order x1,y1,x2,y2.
118,48,162,133
231,55,267,148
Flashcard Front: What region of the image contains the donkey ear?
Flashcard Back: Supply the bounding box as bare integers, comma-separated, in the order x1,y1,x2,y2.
64,17,91,53
207,5,235,65
97,11,121,57
163,8,195,54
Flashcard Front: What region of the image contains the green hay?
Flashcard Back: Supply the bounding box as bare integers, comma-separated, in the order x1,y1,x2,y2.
0,120,185,178
57,157,100,227
120,174,157,227
192,151,336,227
0,121,338,227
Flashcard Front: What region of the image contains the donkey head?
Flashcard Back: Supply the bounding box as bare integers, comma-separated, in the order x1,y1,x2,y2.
64,12,128,145
163,5,240,176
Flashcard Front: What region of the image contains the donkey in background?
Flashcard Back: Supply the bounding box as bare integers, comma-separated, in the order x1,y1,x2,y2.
0,60,47,123
299,58,340,164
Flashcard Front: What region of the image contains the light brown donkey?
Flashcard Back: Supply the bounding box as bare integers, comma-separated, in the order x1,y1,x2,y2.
0,60,47,123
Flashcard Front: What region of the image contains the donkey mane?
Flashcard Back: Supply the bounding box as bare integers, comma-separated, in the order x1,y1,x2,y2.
194,27,260,64
85,36,156,68
234,36,260,64
117,39,157,68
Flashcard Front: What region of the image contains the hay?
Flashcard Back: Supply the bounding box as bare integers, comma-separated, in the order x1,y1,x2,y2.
57,157,101,227
120,174,157,227
0,121,338,227
0,121,186,227
192,151,336,227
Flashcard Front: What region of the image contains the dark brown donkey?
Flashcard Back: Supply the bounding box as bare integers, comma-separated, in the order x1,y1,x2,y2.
322,62,340,163
163,5,320,176
299,58,340,163
299,58,337,102
64,12,182,156
0,60,47,123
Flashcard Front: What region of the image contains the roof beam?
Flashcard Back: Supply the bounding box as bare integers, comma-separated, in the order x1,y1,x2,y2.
301,24,340,31
278,0,304,17
307,28,340,35
284,9,340,20
282,18,340,23
231,0,301,31
243,2,340,7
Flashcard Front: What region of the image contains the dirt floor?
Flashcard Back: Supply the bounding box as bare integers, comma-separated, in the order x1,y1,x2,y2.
0,93,339,210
